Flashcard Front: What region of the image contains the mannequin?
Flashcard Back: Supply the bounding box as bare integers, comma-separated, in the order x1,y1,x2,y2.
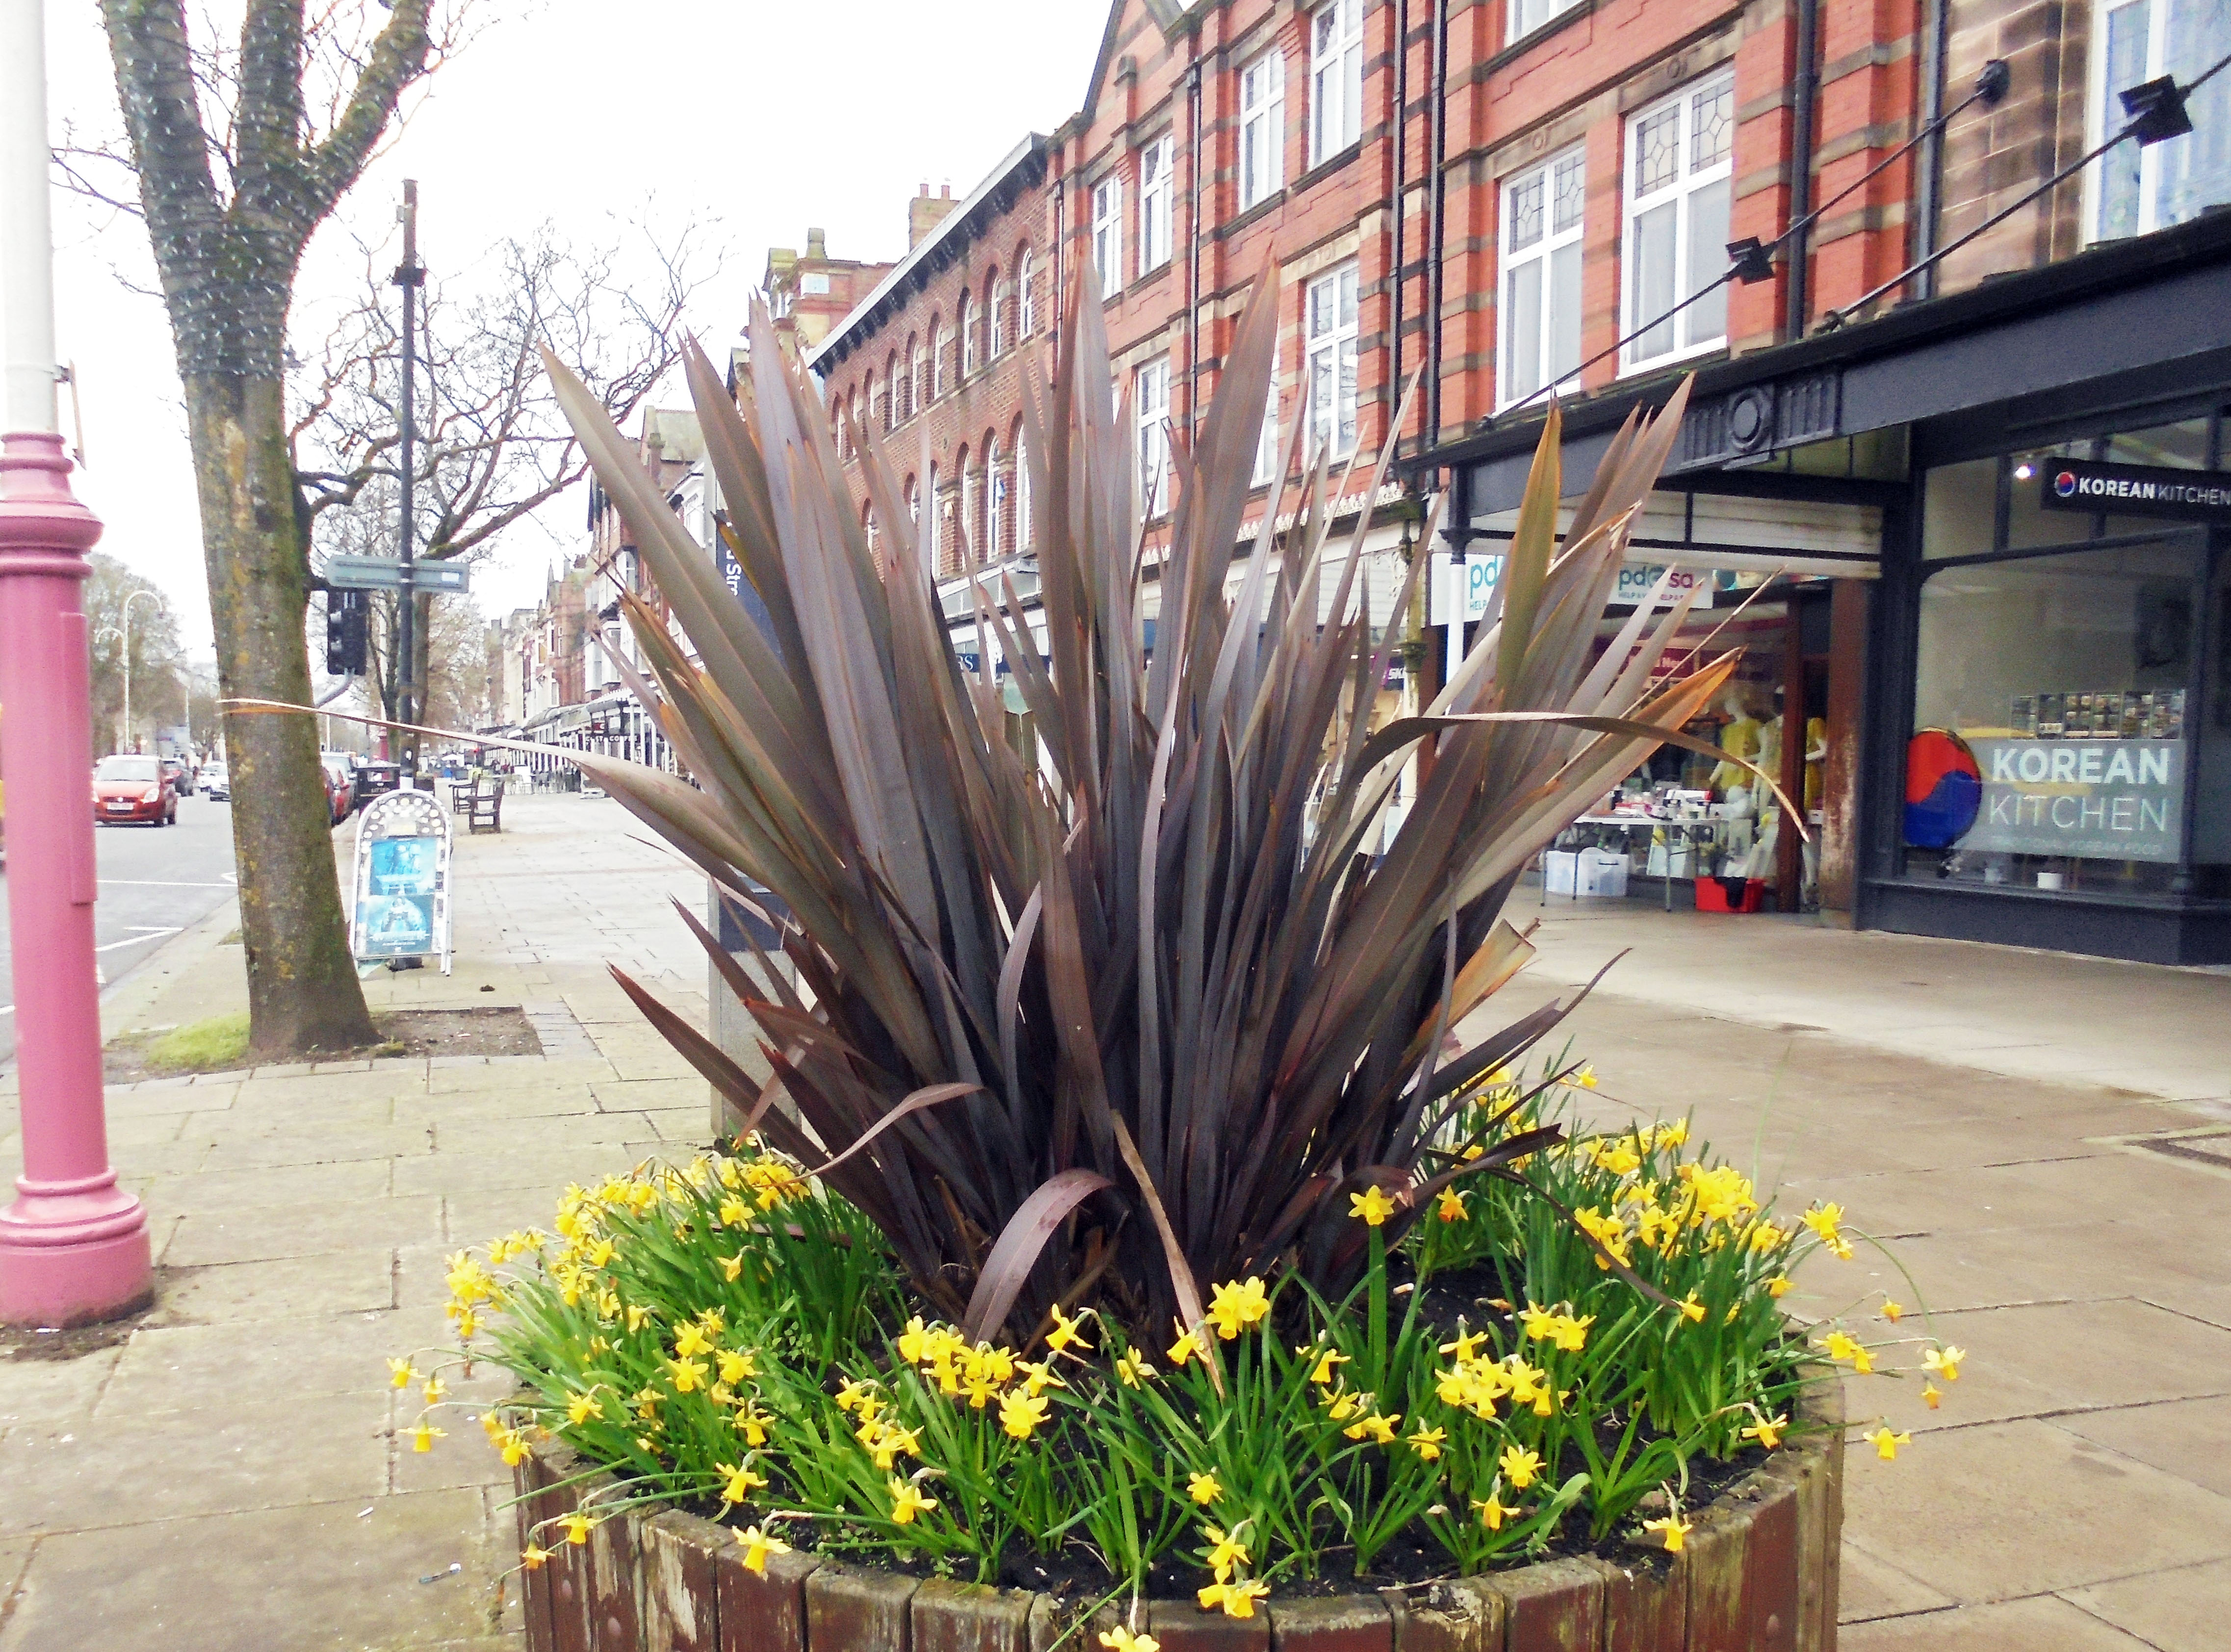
1708,688,1767,795
1803,716,1827,812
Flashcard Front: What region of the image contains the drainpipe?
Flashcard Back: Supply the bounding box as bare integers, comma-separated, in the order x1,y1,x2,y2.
1391,0,1409,451
1912,0,1950,299
1785,0,1820,339
1426,0,1451,448
1188,49,1204,447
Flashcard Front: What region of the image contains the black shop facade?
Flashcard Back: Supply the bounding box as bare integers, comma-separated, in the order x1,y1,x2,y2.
1413,210,2231,966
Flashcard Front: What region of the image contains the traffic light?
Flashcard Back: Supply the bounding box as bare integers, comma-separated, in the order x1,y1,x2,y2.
326,589,367,675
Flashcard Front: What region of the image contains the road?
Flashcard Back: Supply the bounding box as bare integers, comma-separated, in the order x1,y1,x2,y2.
0,786,246,1066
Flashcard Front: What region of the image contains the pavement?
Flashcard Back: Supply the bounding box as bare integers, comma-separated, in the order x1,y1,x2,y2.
0,790,243,1065
0,797,2225,1649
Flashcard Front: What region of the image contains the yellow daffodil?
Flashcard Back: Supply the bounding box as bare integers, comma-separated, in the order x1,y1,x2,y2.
1349,1186,1398,1228
1801,1203,1844,1244
1499,1446,1544,1490
896,1318,931,1364
1572,1063,1598,1088
1880,1299,1904,1323
566,1389,603,1426
718,1349,757,1385
718,1461,767,1503
674,1323,714,1360
719,1197,751,1228
1866,1427,1911,1461
1299,1345,1349,1387
585,1238,617,1269
868,1423,920,1471
1680,1293,1707,1324
1099,1628,1159,1652
1406,1426,1446,1460
1923,1345,1964,1383
999,1390,1051,1441
887,1476,939,1525
1187,1472,1223,1505
1197,1580,1268,1619
1641,1512,1690,1552
388,1359,419,1390
1921,1381,1942,1410
834,1380,874,1415
1206,1278,1271,1340
1323,1388,1361,1422
1203,1525,1250,1582
1473,1492,1518,1531
1046,1306,1092,1355
1822,1331,1865,1366
720,1250,746,1283
559,1511,595,1546
1436,1187,1468,1223
1439,1327,1487,1362
625,1304,652,1334
1115,1350,1151,1387
1742,1414,1787,1450
1519,1303,1557,1342
737,1525,790,1574
520,1545,551,1571
497,1428,529,1467
422,1376,446,1405
668,1356,709,1394
411,1422,445,1453
1766,1274,1793,1298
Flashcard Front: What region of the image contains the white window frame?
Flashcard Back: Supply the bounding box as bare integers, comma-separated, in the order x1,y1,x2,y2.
1015,430,1034,549
2086,0,2231,241
1305,261,1361,458
1018,252,1038,336
1310,0,1365,169
910,337,926,416
933,323,949,399
1619,71,1736,374
960,293,978,379
989,278,1008,357
1092,175,1124,295
1140,135,1175,273
1241,49,1287,211
1253,381,1282,487
985,439,1004,559
1507,0,1583,41
1138,356,1173,517
1497,145,1586,410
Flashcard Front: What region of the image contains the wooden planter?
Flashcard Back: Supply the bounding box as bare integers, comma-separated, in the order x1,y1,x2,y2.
511,1381,1842,1652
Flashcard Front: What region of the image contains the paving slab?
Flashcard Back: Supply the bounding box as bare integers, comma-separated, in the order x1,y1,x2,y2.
138,1154,396,1214
2060,1555,2231,1652
0,1348,123,1430
1839,1417,2231,1602
98,1306,456,1417
1835,1541,1955,1624
1837,1594,2157,1650
161,1193,445,1268
148,1252,398,1325
2052,1394,2231,1499
190,1122,437,1172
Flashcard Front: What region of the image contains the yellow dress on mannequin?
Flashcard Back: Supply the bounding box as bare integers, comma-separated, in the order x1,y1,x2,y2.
1803,715,1827,812
1708,689,1766,795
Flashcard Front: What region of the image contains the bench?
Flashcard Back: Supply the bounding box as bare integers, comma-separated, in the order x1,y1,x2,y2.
466,780,504,834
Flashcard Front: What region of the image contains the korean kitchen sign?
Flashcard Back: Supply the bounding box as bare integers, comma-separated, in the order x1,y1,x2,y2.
1962,738,2183,863
2038,460,2231,523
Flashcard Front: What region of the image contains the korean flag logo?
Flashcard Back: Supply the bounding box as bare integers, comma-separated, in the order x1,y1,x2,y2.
2053,470,2079,498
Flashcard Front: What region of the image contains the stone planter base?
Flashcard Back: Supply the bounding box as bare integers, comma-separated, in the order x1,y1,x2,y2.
511,1382,1842,1652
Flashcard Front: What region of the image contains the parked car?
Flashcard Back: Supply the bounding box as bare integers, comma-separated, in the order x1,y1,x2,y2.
93,753,177,826
320,755,354,826
351,759,401,810
201,761,230,800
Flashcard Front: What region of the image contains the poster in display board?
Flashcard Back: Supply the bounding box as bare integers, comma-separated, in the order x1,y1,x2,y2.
350,789,454,971
1961,737,2183,863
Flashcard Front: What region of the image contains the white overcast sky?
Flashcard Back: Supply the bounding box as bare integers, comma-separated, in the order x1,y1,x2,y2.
40,0,1109,652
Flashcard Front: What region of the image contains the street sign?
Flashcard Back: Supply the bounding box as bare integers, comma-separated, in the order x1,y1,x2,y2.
324,554,471,594
349,788,453,973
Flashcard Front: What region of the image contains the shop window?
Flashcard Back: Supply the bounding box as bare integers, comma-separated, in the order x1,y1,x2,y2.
2090,0,2231,241
1909,540,2203,895
1307,261,1361,457
1140,135,1175,274
1092,175,1123,295
1500,146,1585,408
1310,0,1365,168
1622,72,1735,371
1241,48,1287,210
1138,355,1172,518
1509,0,1584,39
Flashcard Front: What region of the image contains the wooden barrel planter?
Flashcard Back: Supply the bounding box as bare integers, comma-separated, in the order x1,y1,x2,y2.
509,1380,1842,1652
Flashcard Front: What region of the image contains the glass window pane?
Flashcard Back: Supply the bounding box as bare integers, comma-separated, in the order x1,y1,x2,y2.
1691,82,1734,172
1508,170,1545,251
1635,105,1680,195
1631,201,1677,358
1552,153,1585,234
1548,241,1582,382
1506,259,1544,400
2099,1,2152,237
2157,0,2231,228
1337,338,1358,451
1684,177,1731,347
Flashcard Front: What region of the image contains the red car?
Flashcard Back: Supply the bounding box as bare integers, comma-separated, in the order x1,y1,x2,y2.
321,755,354,826
93,753,177,826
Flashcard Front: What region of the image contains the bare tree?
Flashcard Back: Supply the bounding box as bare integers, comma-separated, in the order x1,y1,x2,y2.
297,219,709,728
85,555,187,758
98,0,460,1054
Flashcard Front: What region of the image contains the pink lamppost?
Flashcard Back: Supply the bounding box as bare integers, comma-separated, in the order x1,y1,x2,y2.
0,0,153,1324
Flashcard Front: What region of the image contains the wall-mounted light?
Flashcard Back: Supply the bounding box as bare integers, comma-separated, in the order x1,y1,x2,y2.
2013,461,2036,481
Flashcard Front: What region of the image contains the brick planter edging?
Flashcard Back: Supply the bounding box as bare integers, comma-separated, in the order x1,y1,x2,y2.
513,1379,1843,1652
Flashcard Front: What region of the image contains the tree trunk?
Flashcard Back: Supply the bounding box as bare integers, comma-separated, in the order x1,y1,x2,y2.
185,372,378,1054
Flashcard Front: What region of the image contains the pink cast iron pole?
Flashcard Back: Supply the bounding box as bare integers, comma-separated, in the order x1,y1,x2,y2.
0,0,153,1325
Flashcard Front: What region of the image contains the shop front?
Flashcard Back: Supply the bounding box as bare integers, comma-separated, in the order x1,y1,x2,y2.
1419,209,2231,964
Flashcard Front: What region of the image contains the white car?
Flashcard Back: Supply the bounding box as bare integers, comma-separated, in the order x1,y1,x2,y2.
202,762,230,800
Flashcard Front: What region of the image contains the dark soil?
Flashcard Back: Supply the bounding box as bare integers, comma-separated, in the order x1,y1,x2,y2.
103,1004,541,1083
0,1282,160,1354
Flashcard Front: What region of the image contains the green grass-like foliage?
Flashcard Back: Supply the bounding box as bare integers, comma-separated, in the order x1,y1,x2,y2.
539,263,1764,1343
405,1064,1961,1596
144,1011,252,1072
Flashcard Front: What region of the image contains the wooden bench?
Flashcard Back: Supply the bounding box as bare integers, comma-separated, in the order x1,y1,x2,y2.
466,780,503,834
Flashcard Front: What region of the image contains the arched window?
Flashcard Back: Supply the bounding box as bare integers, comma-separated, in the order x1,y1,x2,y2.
1012,418,1034,551
905,473,920,524
863,499,879,559
885,354,900,432
928,461,942,572
932,317,949,398
899,334,917,420
986,269,1006,358
851,388,863,454
1017,249,1037,336
984,430,1003,560
958,291,977,378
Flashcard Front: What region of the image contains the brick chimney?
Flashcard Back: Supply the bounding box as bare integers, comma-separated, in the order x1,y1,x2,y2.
908,181,960,250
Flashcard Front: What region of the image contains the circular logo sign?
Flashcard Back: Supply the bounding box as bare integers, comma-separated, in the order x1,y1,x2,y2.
2053,470,2078,498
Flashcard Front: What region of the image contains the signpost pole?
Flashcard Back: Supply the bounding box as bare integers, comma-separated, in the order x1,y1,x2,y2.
393,181,424,788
